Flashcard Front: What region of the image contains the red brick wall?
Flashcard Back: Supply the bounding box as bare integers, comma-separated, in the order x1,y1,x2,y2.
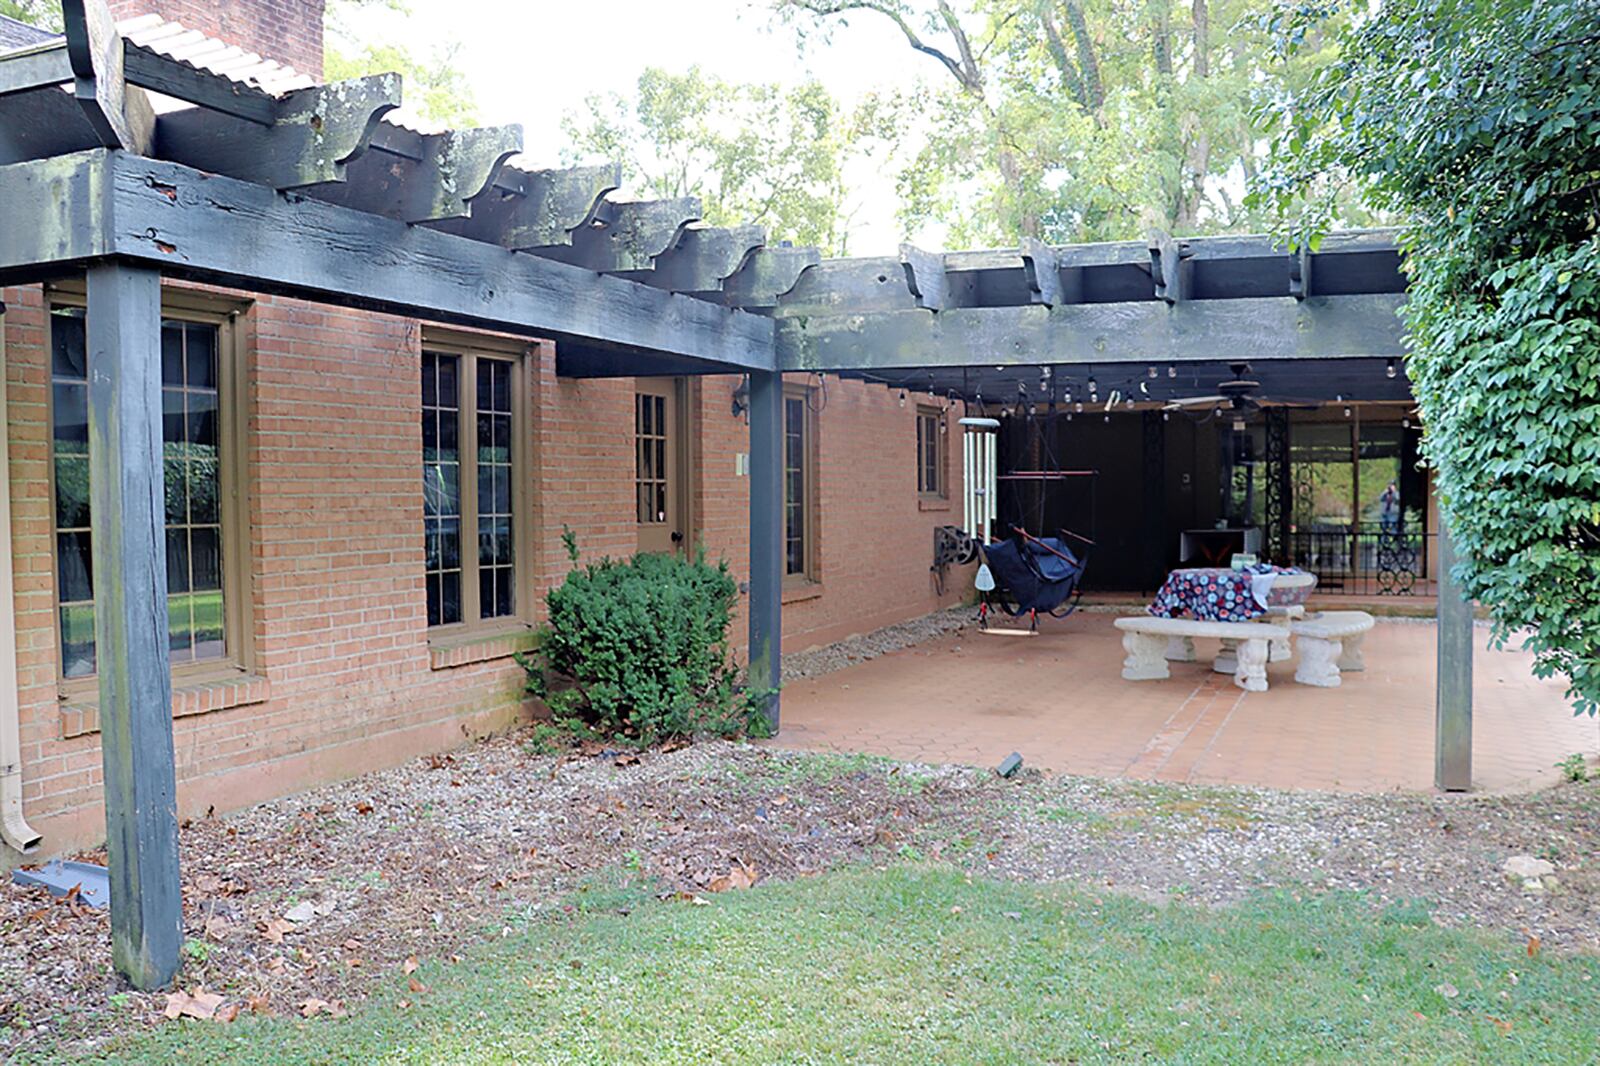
1,284,969,860
109,0,325,79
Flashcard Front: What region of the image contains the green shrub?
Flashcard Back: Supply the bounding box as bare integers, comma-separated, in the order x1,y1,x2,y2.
520,530,773,744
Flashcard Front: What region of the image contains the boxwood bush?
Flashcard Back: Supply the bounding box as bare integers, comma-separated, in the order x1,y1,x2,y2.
521,530,772,744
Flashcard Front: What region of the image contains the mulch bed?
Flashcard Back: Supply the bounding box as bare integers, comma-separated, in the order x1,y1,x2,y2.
3,727,1596,1057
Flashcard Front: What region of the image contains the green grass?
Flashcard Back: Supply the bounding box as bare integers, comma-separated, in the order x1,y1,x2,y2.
78,865,1599,1065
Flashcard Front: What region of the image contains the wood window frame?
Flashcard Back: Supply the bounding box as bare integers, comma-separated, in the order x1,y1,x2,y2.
782,383,818,586
916,405,947,498
45,283,254,697
420,328,534,639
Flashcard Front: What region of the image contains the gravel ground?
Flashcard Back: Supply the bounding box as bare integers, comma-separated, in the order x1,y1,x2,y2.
4,735,1597,1058
782,605,975,680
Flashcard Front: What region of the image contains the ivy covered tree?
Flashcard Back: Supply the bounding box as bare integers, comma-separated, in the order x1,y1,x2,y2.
1257,0,1600,713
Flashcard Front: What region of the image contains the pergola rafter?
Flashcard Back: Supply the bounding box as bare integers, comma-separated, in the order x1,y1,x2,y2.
0,0,1477,995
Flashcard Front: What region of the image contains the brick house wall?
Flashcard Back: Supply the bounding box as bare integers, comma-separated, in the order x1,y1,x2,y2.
108,0,325,79
0,0,970,862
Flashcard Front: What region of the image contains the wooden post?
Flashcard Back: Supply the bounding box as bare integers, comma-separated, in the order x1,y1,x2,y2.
746,369,783,731
86,263,181,989
1434,519,1473,791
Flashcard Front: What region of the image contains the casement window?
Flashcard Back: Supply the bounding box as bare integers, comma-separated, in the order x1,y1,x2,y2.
916,406,946,497
421,341,527,629
48,300,248,682
783,387,816,580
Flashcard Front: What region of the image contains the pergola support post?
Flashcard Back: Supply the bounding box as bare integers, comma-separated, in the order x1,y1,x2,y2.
746,369,783,731
86,262,181,989
1434,519,1473,791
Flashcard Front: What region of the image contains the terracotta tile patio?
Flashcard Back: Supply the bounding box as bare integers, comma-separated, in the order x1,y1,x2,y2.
773,613,1600,794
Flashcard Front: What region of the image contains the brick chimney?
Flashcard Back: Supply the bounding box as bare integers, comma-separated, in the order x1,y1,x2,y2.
109,0,326,80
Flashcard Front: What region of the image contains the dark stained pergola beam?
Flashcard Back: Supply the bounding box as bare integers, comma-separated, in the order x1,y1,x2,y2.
155,73,401,189
539,196,701,273
0,42,72,97
122,44,276,125
0,150,775,369
429,162,621,250
304,124,523,223
626,223,766,295
775,295,1408,371
717,244,819,309
62,0,153,154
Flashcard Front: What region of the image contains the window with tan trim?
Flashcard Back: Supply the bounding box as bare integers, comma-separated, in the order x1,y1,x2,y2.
47,290,251,685
783,385,817,582
916,405,946,497
421,333,530,631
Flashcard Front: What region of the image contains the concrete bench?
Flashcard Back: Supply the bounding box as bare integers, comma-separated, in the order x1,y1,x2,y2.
1289,610,1376,687
1115,616,1290,692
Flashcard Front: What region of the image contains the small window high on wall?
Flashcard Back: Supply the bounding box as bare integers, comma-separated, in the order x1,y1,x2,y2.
421,340,527,629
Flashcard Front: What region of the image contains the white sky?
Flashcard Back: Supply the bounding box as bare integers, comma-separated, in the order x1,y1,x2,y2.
343,0,939,255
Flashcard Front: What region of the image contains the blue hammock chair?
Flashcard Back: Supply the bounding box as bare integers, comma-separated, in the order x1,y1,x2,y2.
977,529,1088,630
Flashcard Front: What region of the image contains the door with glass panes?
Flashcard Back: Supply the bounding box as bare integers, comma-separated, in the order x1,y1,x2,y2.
634,378,690,554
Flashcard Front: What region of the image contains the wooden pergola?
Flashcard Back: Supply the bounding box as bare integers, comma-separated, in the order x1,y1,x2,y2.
0,0,1473,989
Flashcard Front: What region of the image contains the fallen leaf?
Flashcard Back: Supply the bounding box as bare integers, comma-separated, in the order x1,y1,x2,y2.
1435,982,1459,999
300,998,333,1018
215,1003,240,1024
163,988,225,1021
346,958,363,969
397,999,411,1010
246,995,272,1015
403,956,420,975
342,938,361,951
259,918,294,944
1526,935,1541,958
1488,1016,1513,1036
614,753,640,767
194,874,223,895
204,916,233,941
707,864,758,893
408,976,427,994
354,802,374,816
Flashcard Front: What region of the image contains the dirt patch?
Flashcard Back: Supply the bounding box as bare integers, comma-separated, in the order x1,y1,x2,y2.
3,733,1598,1058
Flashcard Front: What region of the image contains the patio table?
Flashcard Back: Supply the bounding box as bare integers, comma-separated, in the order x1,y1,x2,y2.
1148,565,1314,623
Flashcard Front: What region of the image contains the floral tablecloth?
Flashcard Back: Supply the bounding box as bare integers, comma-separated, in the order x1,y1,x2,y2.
1147,565,1308,623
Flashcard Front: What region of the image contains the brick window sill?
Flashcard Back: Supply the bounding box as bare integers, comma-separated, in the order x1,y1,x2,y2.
918,497,953,512
428,626,539,671
781,580,825,605
60,674,271,740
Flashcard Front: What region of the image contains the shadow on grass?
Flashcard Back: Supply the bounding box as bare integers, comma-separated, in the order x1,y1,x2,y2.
71,864,1600,1065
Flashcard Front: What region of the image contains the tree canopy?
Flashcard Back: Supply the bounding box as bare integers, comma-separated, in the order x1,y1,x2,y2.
772,0,1358,246
1258,0,1600,713
0,0,58,30
562,67,903,256
324,0,480,127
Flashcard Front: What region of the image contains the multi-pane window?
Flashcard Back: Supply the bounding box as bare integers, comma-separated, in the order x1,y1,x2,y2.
783,392,813,579
635,392,668,525
421,346,520,628
50,309,233,679
916,406,945,496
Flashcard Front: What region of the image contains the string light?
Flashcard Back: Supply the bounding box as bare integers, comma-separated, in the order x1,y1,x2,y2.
1386,358,1397,379
1147,366,1157,379
1087,376,1098,394
1074,402,1083,413
898,389,907,408
1162,411,1170,422
1167,366,1177,378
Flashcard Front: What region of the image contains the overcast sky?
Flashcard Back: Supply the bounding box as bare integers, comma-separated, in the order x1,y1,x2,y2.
342,0,936,254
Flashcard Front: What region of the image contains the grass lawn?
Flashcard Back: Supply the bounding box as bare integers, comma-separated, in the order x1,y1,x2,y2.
82,864,1597,1065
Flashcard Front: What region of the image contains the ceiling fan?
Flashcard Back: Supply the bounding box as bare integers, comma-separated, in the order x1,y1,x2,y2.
1162,362,1317,414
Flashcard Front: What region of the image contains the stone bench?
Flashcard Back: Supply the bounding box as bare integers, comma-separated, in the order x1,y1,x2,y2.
1115,616,1290,693
1289,610,1376,687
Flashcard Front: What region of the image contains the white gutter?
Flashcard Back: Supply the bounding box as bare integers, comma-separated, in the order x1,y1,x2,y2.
0,305,42,854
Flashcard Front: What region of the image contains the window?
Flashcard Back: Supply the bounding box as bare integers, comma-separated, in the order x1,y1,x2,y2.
916,406,945,496
49,303,246,681
635,391,667,524
783,388,815,580
421,342,525,629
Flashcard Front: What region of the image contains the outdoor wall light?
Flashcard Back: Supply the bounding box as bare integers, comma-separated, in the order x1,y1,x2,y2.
731,375,750,418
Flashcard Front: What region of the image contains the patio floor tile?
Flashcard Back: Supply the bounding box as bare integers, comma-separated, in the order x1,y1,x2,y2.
771,613,1600,794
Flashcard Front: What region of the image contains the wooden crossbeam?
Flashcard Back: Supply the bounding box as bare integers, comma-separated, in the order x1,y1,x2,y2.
427,163,620,250
62,0,153,154
718,245,820,309
540,196,701,273
0,42,72,97
627,223,766,294
899,243,947,311
308,123,523,223
772,256,918,316
1020,237,1061,307
157,73,401,189
776,295,1408,371
0,150,775,368
1148,231,1188,304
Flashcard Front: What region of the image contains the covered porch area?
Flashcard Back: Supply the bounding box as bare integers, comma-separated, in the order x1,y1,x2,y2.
777,612,1597,794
